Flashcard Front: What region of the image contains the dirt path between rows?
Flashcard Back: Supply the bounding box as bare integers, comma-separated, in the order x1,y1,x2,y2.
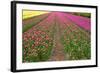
49,19,66,61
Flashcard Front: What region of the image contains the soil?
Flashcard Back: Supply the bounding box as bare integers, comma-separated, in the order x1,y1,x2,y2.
49,18,66,61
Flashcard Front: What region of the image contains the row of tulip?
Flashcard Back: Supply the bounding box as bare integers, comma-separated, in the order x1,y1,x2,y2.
22,13,56,62
23,13,50,32
56,12,91,60
63,13,91,31
22,12,91,62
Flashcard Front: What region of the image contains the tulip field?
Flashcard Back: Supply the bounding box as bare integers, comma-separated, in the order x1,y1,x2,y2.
22,11,91,62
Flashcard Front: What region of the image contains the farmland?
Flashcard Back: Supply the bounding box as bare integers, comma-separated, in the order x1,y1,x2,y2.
22,11,91,62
